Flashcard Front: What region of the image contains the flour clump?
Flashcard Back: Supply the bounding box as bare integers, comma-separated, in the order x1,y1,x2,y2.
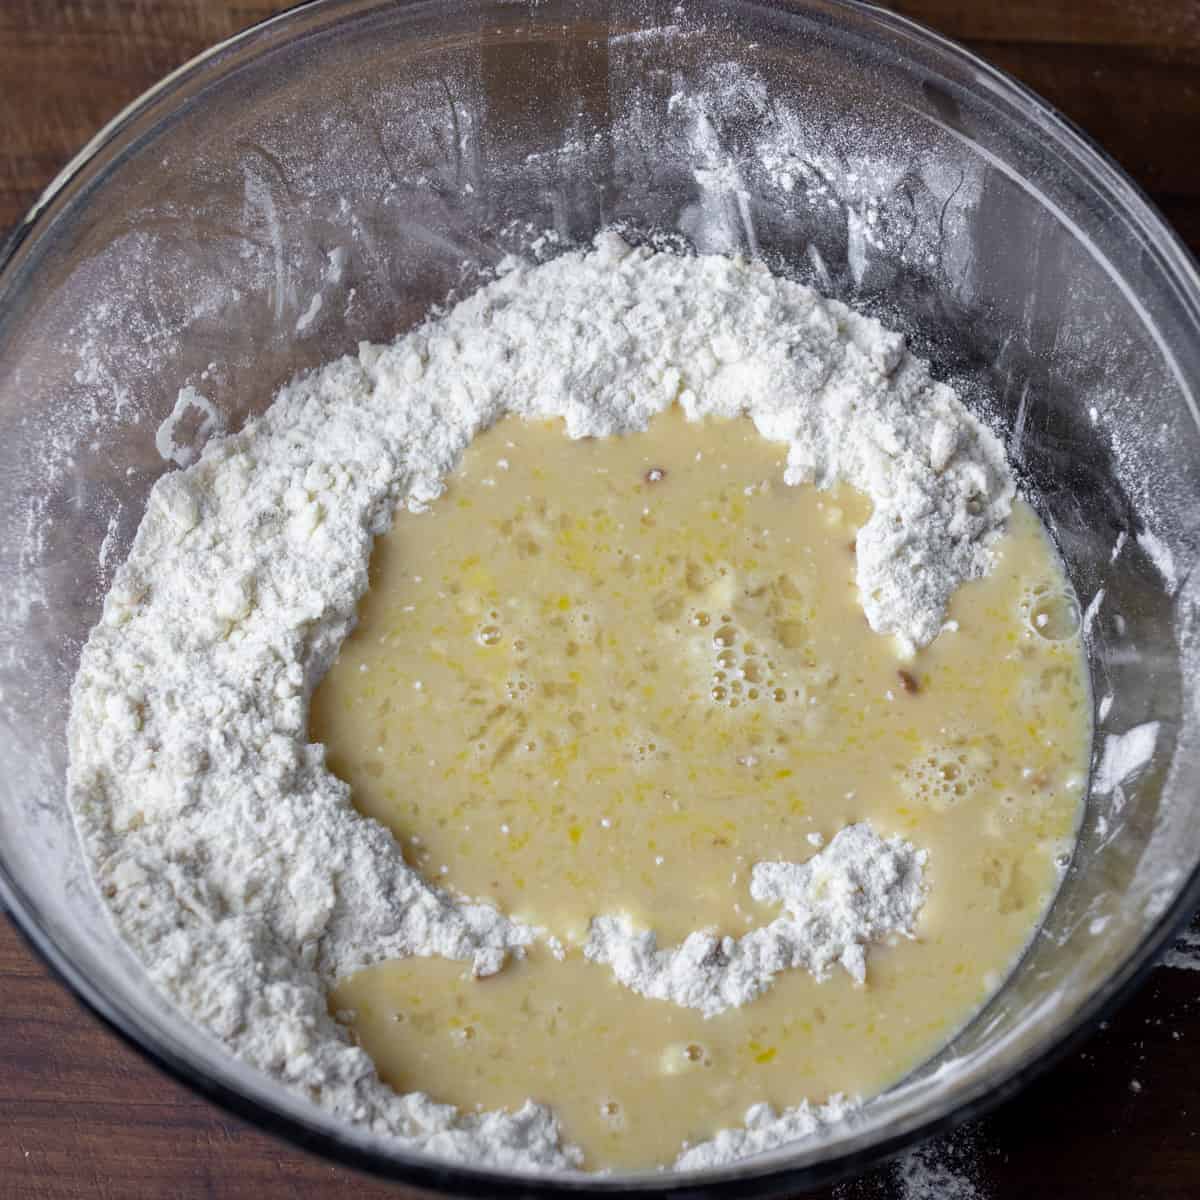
67,233,1013,1171
585,824,927,1016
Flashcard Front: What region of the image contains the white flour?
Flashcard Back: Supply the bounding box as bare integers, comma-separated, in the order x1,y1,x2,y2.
677,1095,859,1171
68,233,1012,1171
892,1127,987,1200
586,824,926,1016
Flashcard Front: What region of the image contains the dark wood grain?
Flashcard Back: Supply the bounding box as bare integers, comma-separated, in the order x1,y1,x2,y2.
3,2,1200,1197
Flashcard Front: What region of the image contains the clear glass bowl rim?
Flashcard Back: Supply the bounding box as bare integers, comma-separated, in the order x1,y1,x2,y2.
2,0,1200,1193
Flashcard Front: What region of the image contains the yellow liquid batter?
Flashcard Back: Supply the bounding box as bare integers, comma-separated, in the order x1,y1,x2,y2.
314,409,1089,1170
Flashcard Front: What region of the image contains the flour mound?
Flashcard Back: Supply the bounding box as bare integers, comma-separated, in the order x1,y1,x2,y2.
586,824,927,1017
675,1095,860,1171
68,232,1011,1171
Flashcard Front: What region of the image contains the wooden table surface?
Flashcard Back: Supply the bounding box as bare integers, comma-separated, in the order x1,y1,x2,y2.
3,1,1200,1197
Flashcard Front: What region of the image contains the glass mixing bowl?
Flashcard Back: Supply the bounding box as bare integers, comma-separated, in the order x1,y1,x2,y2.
2,0,1199,1193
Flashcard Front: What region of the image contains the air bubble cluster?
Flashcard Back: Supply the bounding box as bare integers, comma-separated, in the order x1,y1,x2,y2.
900,744,990,812
694,612,794,712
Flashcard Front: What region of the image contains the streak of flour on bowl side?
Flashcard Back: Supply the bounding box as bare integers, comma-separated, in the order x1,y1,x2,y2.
64,231,1031,1171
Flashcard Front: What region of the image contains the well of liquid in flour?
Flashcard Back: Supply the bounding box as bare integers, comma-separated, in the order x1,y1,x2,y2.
313,408,1089,1170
